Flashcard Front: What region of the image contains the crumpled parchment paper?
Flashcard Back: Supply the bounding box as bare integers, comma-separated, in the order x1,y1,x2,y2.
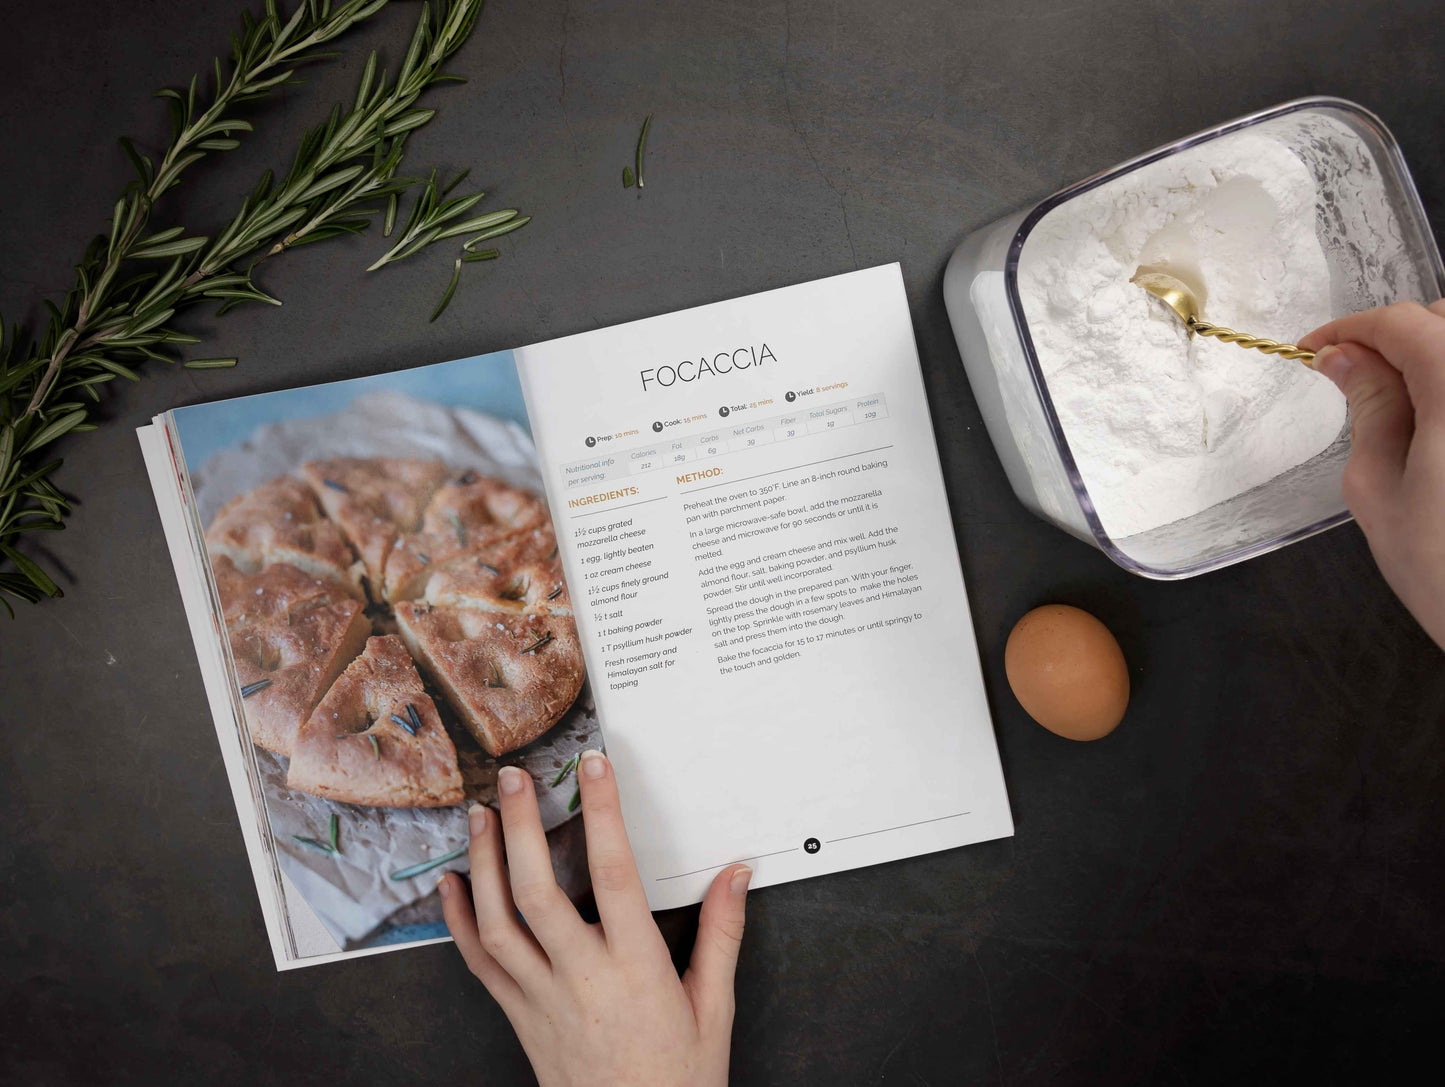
191,390,595,953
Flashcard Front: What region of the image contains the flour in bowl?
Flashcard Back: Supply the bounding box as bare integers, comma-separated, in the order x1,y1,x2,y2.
1017,130,1349,538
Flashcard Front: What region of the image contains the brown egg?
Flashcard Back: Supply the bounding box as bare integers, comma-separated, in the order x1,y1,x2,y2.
1004,604,1129,741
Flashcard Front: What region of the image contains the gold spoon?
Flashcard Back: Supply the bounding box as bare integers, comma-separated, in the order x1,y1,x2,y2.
1131,270,1317,368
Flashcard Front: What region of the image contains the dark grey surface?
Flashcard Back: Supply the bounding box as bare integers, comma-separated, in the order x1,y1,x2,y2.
3,0,1444,1083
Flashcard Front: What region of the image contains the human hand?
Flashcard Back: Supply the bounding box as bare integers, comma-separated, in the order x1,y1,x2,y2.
438,751,751,1087
1300,299,1445,650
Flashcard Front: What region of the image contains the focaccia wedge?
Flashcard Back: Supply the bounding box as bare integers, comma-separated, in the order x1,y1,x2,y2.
213,556,370,757
298,456,450,596
287,635,464,808
394,602,584,757
383,473,549,603
416,523,571,615
206,476,360,596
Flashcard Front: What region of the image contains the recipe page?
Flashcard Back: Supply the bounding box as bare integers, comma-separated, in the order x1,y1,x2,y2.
517,265,1013,908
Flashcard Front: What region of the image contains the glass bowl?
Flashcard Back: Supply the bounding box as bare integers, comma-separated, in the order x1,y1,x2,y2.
942,96,1444,579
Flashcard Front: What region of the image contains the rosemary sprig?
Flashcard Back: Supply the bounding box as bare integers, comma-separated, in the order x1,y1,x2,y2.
367,168,528,318
20,0,392,418
0,0,502,616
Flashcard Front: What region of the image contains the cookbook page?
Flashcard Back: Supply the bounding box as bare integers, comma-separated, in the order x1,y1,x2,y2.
150,350,595,966
518,264,1013,909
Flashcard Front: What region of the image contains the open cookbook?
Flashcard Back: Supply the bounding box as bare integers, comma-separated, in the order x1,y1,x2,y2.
138,264,1014,969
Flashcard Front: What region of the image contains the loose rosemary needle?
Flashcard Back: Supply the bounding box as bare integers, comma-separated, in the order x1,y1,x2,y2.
635,113,653,189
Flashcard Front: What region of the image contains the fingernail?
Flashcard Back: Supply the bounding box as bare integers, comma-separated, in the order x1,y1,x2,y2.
498,766,526,795
1314,344,1350,385
436,873,450,898
730,865,753,895
580,749,607,778
468,802,488,834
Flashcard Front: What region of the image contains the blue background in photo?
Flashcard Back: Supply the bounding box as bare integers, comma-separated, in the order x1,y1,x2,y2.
171,349,528,468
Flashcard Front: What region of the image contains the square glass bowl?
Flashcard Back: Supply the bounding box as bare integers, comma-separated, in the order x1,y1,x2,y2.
942,97,1444,579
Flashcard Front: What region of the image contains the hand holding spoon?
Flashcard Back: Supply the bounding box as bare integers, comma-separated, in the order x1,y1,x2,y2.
1131,269,1317,368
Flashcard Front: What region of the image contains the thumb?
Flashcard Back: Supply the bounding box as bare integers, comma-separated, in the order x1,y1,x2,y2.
682,863,752,1030
1315,341,1414,511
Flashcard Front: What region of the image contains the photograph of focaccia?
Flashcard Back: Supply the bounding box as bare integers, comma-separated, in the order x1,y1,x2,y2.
208,455,584,786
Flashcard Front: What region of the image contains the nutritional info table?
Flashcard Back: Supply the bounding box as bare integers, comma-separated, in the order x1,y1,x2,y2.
559,392,889,490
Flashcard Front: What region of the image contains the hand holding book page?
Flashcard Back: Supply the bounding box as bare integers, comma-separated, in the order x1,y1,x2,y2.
441,750,745,1087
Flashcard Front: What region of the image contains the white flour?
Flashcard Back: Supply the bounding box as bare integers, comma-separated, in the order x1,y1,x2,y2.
1017,131,1349,538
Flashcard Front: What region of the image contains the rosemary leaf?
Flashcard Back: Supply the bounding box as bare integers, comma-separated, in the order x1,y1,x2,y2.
182,357,238,369
550,753,580,788
521,631,553,654
0,544,61,598
462,214,529,247
447,510,467,545
390,843,468,881
328,813,340,853
635,113,652,189
292,835,336,855
567,787,581,813
431,258,462,322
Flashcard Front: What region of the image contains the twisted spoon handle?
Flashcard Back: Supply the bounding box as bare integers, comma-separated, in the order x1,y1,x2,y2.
1186,317,1317,367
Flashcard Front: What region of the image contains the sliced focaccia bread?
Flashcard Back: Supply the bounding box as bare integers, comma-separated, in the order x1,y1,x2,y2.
206,476,361,595
287,635,464,808
298,457,450,595
213,553,350,628
416,524,571,615
383,474,549,602
394,603,584,756
214,557,371,757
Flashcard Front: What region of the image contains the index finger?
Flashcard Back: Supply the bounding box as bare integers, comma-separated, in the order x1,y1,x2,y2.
496,765,591,959
1299,301,1445,410
576,750,665,953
